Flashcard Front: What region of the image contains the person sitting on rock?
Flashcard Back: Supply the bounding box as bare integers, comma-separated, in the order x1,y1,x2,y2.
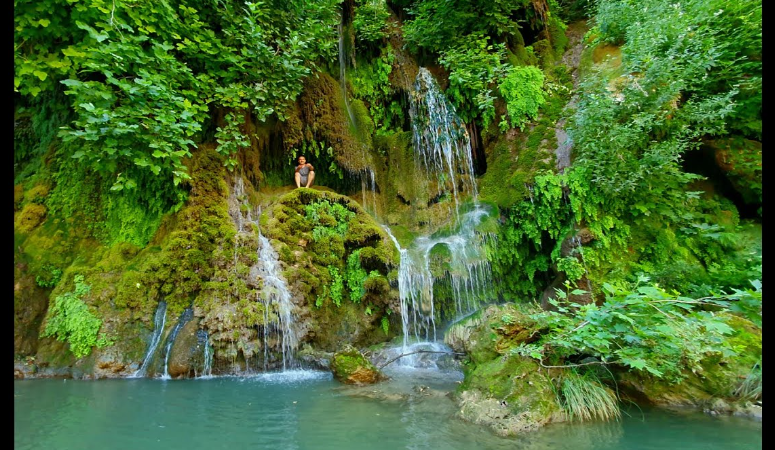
294,155,315,188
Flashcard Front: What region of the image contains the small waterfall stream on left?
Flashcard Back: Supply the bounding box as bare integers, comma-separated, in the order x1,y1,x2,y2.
131,301,167,378
230,176,300,372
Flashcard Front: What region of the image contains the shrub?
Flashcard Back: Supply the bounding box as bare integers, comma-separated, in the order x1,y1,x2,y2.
40,275,113,358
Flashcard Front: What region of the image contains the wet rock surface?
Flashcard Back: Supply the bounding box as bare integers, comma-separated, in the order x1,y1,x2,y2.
331,345,386,385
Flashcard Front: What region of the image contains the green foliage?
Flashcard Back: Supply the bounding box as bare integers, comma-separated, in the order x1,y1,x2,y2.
557,369,621,422
215,112,251,172
40,275,112,358
353,0,391,44
439,33,507,127
344,250,368,303
498,66,546,131
732,360,761,401
305,199,356,241
328,265,345,307
515,276,762,383
402,0,530,55
35,264,62,288
46,144,179,247
349,47,403,134
381,315,390,335
570,0,762,208
490,170,574,298
556,257,585,283
15,0,341,207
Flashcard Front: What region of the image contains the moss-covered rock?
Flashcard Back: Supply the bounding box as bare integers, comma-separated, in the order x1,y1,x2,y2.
331,345,386,384
448,303,562,435
263,188,400,351
167,318,205,378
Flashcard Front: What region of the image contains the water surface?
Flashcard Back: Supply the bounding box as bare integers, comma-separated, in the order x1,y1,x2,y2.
14,370,761,450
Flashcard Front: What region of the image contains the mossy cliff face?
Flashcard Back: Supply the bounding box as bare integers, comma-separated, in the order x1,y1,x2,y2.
445,304,564,436
14,144,405,377
13,146,235,377
263,188,401,351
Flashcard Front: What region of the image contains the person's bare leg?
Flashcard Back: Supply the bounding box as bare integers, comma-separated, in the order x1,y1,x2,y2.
294,172,301,188
306,171,315,188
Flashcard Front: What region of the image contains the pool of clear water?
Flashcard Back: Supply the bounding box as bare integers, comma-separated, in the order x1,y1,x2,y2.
14,368,762,450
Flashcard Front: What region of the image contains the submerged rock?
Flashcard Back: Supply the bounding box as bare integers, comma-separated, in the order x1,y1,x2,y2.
330,345,386,385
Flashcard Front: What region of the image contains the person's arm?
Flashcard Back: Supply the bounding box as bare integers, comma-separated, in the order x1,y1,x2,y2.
295,165,301,172
308,163,314,171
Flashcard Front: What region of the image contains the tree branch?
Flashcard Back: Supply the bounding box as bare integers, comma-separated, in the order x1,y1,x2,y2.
377,350,465,369
539,359,609,369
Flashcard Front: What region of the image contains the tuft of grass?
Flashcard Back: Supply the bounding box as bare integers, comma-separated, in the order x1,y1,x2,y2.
558,370,621,422
733,361,762,401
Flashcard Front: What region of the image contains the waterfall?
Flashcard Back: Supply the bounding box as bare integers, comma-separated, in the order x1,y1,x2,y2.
408,67,479,221
160,308,193,380
230,175,299,371
381,68,494,368
132,301,167,378
384,209,493,366
256,232,299,371
360,168,378,217
197,330,214,378
338,19,356,128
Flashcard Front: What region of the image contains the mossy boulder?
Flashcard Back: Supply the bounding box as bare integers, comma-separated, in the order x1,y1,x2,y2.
456,355,563,436
448,303,562,435
167,318,206,378
263,188,400,351
331,345,386,384
445,303,542,364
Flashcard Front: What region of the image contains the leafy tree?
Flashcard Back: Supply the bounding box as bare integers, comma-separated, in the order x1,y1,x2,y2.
353,0,392,45
15,0,341,234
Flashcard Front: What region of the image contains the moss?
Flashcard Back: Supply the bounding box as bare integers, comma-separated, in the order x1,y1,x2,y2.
298,71,368,173
262,188,400,350
24,184,50,204
548,17,569,57
15,203,47,233
532,39,556,70
331,345,385,384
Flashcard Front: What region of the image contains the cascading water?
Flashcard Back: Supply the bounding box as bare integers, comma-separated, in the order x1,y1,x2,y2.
384,209,493,367
408,67,479,222
338,19,356,128
132,301,167,378
360,168,378,217
230,176,299,371
256,232,299,370
196,330,214,378
161,308,193,380
381,68,495,368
